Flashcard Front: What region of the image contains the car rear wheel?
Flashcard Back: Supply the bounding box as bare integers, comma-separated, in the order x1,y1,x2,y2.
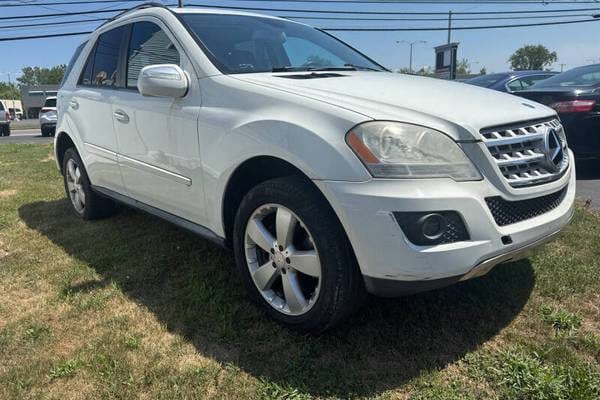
233,176,365,333
62,147,115,220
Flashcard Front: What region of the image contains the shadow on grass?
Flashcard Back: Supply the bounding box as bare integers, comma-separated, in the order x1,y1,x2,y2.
19,199,535,397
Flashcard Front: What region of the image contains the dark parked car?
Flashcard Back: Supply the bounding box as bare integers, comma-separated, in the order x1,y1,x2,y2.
465,71,558,93
518,64,600,158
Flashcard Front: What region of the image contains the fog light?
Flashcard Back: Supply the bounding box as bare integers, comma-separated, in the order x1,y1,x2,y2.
393,211,469,246
419,213,447,240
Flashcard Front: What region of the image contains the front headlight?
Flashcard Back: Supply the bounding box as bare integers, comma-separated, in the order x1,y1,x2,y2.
346,121,481,180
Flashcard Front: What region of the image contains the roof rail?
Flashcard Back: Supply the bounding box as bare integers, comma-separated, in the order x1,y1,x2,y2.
98,2,169,29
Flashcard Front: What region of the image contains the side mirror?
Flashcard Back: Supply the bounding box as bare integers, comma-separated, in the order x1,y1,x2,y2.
137,64,188,98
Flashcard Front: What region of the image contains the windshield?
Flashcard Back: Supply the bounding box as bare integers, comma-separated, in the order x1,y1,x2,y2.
533,64,600,88
179,13,385,74
465,73,508,88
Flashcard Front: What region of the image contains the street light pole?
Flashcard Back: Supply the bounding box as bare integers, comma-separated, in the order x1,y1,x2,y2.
396,40,427,74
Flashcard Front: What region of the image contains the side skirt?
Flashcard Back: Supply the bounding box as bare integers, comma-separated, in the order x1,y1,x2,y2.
92,185,227,248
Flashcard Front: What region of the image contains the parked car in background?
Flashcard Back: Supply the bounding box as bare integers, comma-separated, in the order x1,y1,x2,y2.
55,4,575,332
518,64,600,158
465,71,558,93
39,96,57,137
0,100,10,136
9,108,23,120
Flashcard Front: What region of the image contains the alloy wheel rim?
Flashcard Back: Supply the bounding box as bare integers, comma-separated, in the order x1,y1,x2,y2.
244,204,322,316
66,158,85,213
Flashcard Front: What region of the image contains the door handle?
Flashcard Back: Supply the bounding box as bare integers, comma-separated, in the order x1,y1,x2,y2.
113,109,129,123
69,99,79,110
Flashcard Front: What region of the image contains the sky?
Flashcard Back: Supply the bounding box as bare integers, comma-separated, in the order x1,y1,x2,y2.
1,0,600,82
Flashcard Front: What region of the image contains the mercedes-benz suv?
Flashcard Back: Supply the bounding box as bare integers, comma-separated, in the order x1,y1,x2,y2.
55,4,575,332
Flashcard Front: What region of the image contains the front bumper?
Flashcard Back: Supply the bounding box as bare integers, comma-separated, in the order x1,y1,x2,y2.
314,150,576,296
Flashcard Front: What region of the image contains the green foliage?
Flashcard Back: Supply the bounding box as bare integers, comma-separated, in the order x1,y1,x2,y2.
542,307,583,336
23,324,50,342
456,58,472,75
509,45,558,71
474,349,600,400
48,359,81,380
0,82,19,100
16,65,66,86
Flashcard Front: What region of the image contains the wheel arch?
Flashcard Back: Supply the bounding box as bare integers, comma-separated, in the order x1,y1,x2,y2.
222,155,327,247
54,131,77,174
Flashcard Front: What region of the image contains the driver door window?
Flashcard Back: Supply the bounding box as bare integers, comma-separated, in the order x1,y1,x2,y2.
126,21,180,89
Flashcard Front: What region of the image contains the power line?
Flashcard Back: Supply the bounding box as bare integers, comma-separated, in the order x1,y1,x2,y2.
185,3,600,15
209,0,600,3
1,11,593,28
0,31,91,41
282,12,596,20
0,7,128,20
322,16,600,30
0,0,143,7
0,17,108,29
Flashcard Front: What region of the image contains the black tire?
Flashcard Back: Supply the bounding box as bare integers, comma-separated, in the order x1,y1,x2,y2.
41,127,49,137
233,176,366,333
0,124,8,136
62,147,115,220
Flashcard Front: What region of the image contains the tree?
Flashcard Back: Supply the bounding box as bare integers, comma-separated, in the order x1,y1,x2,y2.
480,67,487,75
16,65,67,86
456,58,472,76
0,82,19,99
508,45,557,71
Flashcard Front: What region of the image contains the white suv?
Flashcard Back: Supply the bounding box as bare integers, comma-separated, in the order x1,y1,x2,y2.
39,96,58,137
55,4,575,332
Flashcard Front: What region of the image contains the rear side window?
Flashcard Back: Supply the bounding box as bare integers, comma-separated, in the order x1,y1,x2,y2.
126,21,180,88
44,98,57,108
0,102,4,111
79,26,127,87
61,41,87,87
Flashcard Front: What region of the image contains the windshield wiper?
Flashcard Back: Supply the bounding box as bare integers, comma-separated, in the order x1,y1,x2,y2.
343,63,382,72
271,66,296,72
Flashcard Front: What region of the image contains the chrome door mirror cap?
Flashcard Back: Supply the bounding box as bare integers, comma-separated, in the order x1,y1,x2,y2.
138,64,188,98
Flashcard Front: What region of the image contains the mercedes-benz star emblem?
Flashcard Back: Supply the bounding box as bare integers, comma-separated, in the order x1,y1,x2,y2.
543,128,564,172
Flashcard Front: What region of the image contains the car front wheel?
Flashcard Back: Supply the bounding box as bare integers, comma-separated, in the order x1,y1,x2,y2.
233,176,365,333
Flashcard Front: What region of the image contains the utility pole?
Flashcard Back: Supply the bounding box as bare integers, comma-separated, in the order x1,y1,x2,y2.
447,11,453,44
178,0,183,7
560,63,566,72
397,40,427,74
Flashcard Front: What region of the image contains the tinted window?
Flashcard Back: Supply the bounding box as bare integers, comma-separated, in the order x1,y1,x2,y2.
79,26,126,87
0,102,4,111
62,41,87,87
180,14,383,74
126,22,180,88
534,65,600,88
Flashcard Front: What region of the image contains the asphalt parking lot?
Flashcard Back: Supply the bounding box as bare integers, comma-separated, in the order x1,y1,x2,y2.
1,130,599,208
1,129,54,145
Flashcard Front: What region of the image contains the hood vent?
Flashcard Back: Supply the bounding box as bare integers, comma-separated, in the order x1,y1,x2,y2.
275,73,347,80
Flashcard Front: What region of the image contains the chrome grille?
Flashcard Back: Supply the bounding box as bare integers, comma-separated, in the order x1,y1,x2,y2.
480,118,569,188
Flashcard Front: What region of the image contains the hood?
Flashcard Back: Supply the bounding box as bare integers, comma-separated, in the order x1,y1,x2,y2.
232,71,556,141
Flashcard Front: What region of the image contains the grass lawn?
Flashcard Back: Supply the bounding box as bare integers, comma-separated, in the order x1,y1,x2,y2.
10,120,40,131
0,144,598,400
